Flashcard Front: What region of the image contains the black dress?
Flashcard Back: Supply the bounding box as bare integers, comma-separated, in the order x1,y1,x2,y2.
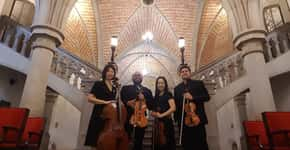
174,79,210,150
84,81,116,146
153,92,176,150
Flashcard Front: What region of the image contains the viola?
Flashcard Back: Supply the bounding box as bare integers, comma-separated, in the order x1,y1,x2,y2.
130,98,148,128
96,80,129,150
152,107,167,149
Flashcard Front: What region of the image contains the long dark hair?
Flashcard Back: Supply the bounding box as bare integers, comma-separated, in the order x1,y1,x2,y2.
154,76,169,98
101,64,116,80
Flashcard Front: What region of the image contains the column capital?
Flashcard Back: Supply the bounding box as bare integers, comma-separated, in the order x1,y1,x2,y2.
233,29,267,57
233,29,266,50
31,24,64,47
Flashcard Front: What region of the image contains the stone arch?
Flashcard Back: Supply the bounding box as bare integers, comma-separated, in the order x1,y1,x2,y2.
197,8,234,68
116,5,179,61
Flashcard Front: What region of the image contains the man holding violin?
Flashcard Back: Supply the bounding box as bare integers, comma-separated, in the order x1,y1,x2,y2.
121,71,154,150
174,65,210,150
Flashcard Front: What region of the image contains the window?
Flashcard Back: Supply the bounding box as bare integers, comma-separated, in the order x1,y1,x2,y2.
10,0,34,26
263,5,284,32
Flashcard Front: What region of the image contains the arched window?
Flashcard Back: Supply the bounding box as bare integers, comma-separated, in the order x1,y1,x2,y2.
10,0,34,26
263,5,284,32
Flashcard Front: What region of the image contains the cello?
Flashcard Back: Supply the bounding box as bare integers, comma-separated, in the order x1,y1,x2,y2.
96,79,129,150
130,91,148,128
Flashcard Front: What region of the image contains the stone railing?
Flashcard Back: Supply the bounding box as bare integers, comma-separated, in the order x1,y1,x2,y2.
0,16,32,57
192,51,245,90
264,23,290,62
50,48,101,93
0,15,101,93
192,23,290,91
3,15,290,94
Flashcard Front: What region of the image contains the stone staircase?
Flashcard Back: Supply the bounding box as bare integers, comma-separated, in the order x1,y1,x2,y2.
142,116,183,150
0,15,101,109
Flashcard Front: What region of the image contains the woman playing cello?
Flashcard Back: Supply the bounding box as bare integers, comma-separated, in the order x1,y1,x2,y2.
84,64,128,149
151,76,176,150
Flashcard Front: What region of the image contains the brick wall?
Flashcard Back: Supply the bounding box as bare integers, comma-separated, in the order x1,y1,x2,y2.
199,8,234,67
62,0,98,65
60,0,234,70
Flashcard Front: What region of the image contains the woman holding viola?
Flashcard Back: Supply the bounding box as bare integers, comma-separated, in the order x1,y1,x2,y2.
151,76,176,150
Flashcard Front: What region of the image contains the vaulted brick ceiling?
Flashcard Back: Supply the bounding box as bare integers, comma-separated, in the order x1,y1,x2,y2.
116,41,180,90
62,0,98,65
62,0,234,76
197,0,234,68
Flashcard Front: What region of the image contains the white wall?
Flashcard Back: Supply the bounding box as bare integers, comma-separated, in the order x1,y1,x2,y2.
48,95,81,150
0,66,25,107
205,100,220,150
217,99,243,150
0,0,5,14
76,101,95,150
27,0,35,4
271,72,290,111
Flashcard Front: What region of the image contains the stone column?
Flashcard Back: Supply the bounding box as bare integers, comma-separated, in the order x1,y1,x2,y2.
20,0,76,117
20,25,64,117
234,29,276,120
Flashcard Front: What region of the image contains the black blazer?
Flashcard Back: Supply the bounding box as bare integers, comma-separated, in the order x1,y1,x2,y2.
174,79,210,126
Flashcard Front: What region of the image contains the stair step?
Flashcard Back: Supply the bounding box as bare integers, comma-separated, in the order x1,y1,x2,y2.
143,137,151,144
141,119,184,150
144,131,152,137
142,144,184,150
144,133,152,138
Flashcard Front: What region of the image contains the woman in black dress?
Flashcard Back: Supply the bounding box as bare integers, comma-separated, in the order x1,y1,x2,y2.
151,76,176,150
84,64,117,147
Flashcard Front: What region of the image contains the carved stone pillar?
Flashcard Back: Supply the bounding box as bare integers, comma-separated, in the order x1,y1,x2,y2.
20,25,64,116
20,0,76,116
234,29,276,120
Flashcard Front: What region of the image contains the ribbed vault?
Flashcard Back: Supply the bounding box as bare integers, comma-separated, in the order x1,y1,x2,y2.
117,41,179,91
58,0,243,81
116,5,178,62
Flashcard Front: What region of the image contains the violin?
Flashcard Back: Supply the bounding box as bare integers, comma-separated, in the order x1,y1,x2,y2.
179,82,200,144
130,91,148,128
152,107,167,149
183,84,200,127
96,79,129,150
184,100,200,127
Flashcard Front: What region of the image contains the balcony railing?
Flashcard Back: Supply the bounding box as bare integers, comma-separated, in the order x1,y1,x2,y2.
264,23,290,62
192,23,290,91
192,51,245,90
0,15,101,93
2,15,290,93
